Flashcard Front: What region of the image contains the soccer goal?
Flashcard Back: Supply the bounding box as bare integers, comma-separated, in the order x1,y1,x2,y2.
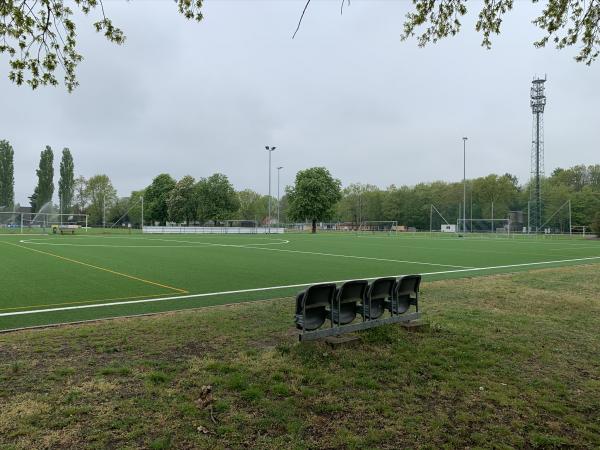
357,221,398,234
1,211,89,234
222,219,258,228
0,211,22,232
456,218,511,236
143,219,283,234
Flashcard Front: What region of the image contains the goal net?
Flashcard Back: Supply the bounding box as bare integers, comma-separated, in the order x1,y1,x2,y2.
357,221,398,234
0,211,88,233
457,218,511,235
0,211,22,232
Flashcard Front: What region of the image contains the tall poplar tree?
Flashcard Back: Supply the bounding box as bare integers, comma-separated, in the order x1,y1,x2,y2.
31,146,54,212
58,148,75,214
0,140,15,208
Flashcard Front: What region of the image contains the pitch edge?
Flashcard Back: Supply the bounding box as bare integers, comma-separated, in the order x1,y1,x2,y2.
1,255,599,318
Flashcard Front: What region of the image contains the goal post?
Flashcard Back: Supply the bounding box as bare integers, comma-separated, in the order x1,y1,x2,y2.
24,212,88,233
456,218,511,236
0,211,22,233
357,220,398,234
1,211,88,234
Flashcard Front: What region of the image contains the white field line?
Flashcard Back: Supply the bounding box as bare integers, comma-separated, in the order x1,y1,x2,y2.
2,255,599,318
0,233,47,236
19,237,471,269
19,236,291,247
356,233,600,248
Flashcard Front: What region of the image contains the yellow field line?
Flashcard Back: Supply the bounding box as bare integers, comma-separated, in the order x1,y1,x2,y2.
0,292,182,312
1,241,188,294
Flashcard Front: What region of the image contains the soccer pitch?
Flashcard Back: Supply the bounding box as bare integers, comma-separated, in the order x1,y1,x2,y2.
1,231,599,331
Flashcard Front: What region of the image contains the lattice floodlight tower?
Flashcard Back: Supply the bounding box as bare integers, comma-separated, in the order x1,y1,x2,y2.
530,76,547,233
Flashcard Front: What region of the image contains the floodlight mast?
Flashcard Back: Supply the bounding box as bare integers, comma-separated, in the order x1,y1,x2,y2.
265,146,276,233
462,137,468,234
277,166,283,225
530,75,547,233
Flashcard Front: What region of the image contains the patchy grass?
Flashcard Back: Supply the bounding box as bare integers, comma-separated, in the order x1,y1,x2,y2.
1,264,599,448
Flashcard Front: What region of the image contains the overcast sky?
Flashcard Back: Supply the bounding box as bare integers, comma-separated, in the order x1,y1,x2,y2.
1,0,598,205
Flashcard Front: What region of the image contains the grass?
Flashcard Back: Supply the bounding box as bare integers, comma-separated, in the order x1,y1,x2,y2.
1,231,599,330
0,263,598,448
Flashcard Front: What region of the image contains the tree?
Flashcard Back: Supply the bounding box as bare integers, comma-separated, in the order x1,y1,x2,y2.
286,167,342,233
292,1,600,65
31,146,54,212
592,211,600,237
336,183,384,224
472,173,520,220
58,148,75,214
196,173,240,223
399,0,600,65
145,174,176,226
73,176,88,214
0,140,15,208
167,175,197,225
0,1,203,91
238,189,268,223
84,174,117,226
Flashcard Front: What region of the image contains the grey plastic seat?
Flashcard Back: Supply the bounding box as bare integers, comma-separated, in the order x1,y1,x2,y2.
330,280,369,325
360,277,396,320
294,283,337,331
390,275,422,314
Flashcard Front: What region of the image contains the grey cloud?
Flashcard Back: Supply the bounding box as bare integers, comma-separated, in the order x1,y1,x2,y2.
1,1,598,204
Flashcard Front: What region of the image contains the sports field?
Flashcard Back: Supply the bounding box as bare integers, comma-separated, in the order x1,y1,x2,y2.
1,231,599,331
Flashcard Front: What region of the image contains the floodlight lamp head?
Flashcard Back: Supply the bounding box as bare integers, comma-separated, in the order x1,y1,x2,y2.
462,137,468,141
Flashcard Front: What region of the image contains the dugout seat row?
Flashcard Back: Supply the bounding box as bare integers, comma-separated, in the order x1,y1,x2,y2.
294,275,421,338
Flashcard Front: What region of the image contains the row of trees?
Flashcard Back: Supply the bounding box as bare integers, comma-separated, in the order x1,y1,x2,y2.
334,167,600,232
74,162,600,234
143,173,240,225
23,145,75,215
2,138,598,233
0,142,76,216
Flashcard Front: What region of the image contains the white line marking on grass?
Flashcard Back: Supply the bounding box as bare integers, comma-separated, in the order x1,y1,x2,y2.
241,246,474,269
0,233,47,236
2,255,599,318
18,237,291,248
19,236,468,269
356,233,600,248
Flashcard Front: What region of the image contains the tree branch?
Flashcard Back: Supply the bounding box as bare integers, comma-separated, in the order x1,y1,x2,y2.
292,0,311,39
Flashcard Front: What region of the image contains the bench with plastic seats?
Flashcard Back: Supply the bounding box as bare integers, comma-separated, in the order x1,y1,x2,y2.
295,275,422,341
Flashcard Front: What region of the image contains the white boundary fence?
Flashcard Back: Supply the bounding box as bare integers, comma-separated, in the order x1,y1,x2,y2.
142,226,284,234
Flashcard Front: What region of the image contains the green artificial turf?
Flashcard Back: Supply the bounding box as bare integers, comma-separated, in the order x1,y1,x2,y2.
1,231,599,330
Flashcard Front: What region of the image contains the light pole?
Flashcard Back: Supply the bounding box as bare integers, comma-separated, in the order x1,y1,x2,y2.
265,146,276,233
462,137,468,234
277,166,283,225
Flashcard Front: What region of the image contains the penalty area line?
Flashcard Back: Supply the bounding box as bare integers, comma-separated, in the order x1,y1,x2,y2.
1,255,599,318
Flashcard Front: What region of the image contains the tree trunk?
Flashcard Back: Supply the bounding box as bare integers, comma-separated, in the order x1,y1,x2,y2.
312,219,317,234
